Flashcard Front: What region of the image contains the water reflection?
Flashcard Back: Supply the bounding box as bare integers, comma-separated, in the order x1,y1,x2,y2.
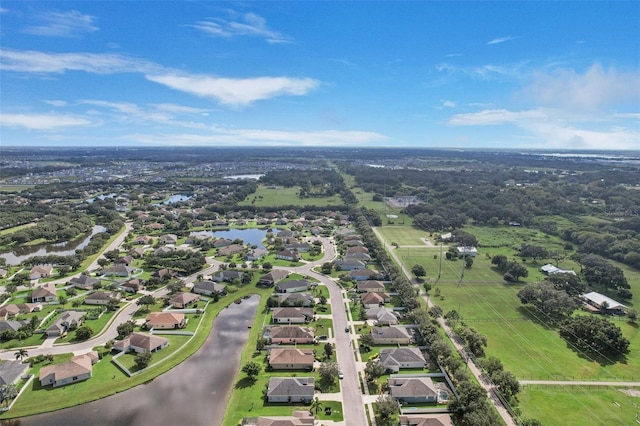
191,228,268,250
15,295,259,426
0,226,107,266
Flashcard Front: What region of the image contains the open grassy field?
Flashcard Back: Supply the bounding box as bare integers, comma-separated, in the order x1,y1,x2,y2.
239,185,344,207
375,223,640,383
518,386,640,426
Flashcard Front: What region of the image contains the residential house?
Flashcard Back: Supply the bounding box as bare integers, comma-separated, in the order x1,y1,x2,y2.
39,352,98,388
170,292,200,308
158,234,178,245
70,275,101,290
245,248,267,262
192,280,226,297
242,411,314,426
29,264,53,280
114,332,169,353
0,303,40,320
265,326,315,344
213,238,233,248
101,264,134,277
540,263,576,276
218,244,246,257
346,246,369,254
0,268,7,279
133,235,153,245
285,243,312,253
266,377,315,403
349,269,382,281
388,376,441,404
268,348,315,370
581,291,627,314
276,250,300,262
146,312,186,329
276,230,294,239
258,270,290,287
361,292,390,309
0,320,30,334
154,246,174,256
345,252,372,262
275,293,315,307
365,307,398,325
85,291,121,305
333,259,366,271
115,255,134,266
275,280,311,294
272,307,313,324
399,414,453,426
357,280,386,293
120,278,141,293
212,270,244,283
0,360,29,386
31,283,57,303
45,311,86,337
371,326,413,345
344,239,364,247
379,348,427,373
152,268,176,280
456,246,478,257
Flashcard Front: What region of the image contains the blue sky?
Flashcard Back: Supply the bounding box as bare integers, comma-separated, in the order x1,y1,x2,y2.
1,1,639,149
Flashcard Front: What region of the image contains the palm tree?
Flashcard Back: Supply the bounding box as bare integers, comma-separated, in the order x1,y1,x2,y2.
309,396,323,416
14,348,28,362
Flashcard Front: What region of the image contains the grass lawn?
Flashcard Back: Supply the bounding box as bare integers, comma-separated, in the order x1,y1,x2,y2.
239,185,345,207
518,385,640,426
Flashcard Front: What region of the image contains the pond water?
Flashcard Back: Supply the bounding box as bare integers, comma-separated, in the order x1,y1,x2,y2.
0,225,107,266
192,228,268,249
15,295,259,426
154,194,192,206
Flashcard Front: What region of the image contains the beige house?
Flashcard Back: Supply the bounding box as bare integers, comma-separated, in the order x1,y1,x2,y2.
268,348,315,370
267,326,315,344
39,352,98,387
114,332,169,353
31,282,57,303
169,292,200,309
84,291,121,305
146,312,186,329
29,264,52,280
371,326,413,345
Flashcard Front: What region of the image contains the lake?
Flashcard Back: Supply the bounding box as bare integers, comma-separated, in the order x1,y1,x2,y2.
15,295,260,426
154,194,192,206
191,228,268,249
0,225,107,266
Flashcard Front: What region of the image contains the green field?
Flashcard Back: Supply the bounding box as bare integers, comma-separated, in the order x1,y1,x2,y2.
239,185,344,207
518,386,640,426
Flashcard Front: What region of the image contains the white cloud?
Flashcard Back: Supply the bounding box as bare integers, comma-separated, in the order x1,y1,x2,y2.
23,10,98,37
43,100,68,107
448,109,547,126
191,12,291,44
436,62,524,81
146,74,319,107
440,100,456,108
0,49,160,74
487,35,517,45
126,128,389,147
524,121,639,150
522,63,640,110
0,113,90,130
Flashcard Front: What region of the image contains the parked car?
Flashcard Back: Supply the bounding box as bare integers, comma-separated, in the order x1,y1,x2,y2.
344,326,349,333
338,370,344,379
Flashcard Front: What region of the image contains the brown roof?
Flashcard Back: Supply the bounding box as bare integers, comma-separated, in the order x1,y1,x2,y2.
40,354,93,383
115,332,168,352
146,311,185,326
170,292,199,305
268,348,315,366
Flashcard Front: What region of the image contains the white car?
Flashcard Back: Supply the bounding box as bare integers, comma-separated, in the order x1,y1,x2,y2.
338,370,344,379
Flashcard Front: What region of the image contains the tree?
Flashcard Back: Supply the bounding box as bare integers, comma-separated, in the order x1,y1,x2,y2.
375,394,400,426
134,350,153,369
166,281,184,294
491,255,509,271
364,359,385,382
323,342,333,360
137,295,156,312
458,326,487,357
545,272,585,296
465,256,474,269
411,264,426,279
117,321,135,339
318,361,339,390
14,348,28,362
319,295,327,306
262,262,272,271
518,245,549,262
241,361,261,381
506,262,528,281
320,262,333,274
309,396,324,416
58,296,68,307
106,298,120,311
491,369,520,401
627,308,638,324
559,315,629,359
0,384,18,406
517,282,578,318
359,333,375,352
75,325,93,341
